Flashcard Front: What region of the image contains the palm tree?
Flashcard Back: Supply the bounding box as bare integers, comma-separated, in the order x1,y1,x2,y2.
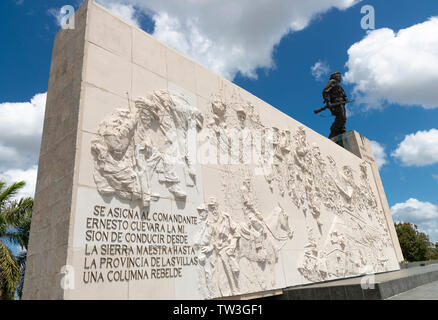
0,181,33,300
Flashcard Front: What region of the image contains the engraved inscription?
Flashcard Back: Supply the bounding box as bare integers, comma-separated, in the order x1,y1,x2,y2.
81,205,198,284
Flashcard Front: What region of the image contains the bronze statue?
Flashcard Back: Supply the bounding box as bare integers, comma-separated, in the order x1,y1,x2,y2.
314,72,352,139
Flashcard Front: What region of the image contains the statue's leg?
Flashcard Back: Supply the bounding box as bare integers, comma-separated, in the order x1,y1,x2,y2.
329,120,338,139
340,105,347,134
329,115,344,139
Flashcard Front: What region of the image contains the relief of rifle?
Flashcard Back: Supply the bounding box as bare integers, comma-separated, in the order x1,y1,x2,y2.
313,99,354,114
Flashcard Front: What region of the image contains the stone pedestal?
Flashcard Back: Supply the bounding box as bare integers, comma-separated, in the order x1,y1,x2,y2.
23,0,403,300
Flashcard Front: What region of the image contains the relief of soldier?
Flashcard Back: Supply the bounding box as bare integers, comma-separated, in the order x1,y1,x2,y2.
92,90,202,208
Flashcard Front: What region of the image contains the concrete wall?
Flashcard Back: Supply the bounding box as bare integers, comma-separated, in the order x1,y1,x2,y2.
22,0,89,300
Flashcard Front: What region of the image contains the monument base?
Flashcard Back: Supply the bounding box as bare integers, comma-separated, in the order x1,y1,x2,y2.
263,262,438,300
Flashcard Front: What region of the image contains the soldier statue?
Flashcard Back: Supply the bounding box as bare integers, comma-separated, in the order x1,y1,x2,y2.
315,72,350,139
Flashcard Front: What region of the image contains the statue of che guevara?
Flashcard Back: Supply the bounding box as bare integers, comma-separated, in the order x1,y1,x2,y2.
314,72,351,139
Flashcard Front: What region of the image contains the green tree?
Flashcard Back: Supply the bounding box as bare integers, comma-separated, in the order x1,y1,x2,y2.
0,181,33,300
426,242,438,261
395,222,430,262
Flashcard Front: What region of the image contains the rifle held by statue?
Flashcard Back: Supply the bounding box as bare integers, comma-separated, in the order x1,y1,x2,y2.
313,99,354,114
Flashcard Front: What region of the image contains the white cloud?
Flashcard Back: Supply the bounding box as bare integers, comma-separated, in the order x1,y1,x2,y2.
311,61,331,81
97,0,361,80
0,166,38,199
344,17,438,109
391,129,438,166
370,140,388,169
47,7,64,27
391,198,438,243
96,0,140,27
0,93,46,173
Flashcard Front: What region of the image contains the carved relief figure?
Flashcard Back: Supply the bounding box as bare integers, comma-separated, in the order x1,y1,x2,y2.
297,226,328,282
255,122,394,283
296,159,394,282
91,108,140,202
195,173,294,298
195,197,241,298
92,90,202,208
134,97,187,206
205,93,264,166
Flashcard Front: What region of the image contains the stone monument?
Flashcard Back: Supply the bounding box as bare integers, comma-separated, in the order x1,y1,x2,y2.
22,0,403,300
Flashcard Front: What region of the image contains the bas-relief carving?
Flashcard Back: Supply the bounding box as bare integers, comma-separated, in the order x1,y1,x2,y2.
255,121,394,283
203,92,264,166
91,90,203,208
91,89,396,299
194,178,293,299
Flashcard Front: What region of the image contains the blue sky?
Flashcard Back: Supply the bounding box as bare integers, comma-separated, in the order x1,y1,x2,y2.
1,0,438,241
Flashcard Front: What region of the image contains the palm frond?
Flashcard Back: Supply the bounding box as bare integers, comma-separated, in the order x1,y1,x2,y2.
0,241,20,300
0,180,33,299
0,215,6,238
3,197,33,226
15,251,27,299
15,250,27,267
5,230,30,251
2,197,33,250
0,181,26,207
